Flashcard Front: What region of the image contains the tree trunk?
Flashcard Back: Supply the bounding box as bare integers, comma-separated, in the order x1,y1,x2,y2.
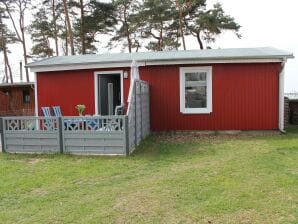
63,0,75,55
123,4,131,53
3,53,8,83
21,26,29,81
19,13,29,82
159,24,163,51
3,43,13,83
176,0,186,50
51,0,59,56
5,0,29,82
196,31,204,50
79,0,85,54
125,23,132,53
64,20,69,55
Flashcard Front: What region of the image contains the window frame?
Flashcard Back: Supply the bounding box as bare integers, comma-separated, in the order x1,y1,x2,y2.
179,66,212,114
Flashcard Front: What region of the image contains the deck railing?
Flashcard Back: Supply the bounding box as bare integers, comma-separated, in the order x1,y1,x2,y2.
0,80,150,155
0,116,128,155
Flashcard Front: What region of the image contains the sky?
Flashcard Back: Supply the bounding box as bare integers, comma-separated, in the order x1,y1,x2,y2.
1,0,297,92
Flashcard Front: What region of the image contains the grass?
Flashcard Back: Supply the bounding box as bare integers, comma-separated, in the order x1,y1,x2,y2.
0,130,297,224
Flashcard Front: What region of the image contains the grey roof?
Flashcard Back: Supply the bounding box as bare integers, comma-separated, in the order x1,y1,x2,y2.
27,47,294,70
0,82,35,88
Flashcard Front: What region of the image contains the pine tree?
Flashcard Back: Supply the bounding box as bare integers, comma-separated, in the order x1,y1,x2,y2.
73,0,116,54
29,8,54,58
62,0,75,55
0,8,16,83
1,0,31,82
40,0,61,56
183,1,241,49
139,0,179,51
108,0,141,53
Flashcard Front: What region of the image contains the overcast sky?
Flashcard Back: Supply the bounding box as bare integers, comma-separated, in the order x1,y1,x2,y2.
1,0,297,92
205,0,298,92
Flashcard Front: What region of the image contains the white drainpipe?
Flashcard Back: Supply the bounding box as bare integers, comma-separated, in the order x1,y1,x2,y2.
279,58,287,132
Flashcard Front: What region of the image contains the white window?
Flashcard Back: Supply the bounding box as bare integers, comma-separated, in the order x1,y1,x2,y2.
180,66,212,114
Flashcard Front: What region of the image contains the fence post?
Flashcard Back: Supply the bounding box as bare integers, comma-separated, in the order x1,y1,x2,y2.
58,117,64,154
140,84,143,139
124,116,129,156
0,118,5,153
134,81,137,146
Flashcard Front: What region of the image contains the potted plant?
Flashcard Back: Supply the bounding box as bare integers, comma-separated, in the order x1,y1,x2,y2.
75,104,86,116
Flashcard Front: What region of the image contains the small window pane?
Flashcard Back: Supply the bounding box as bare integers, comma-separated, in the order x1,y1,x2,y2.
23,89,30,103
185,72,207,108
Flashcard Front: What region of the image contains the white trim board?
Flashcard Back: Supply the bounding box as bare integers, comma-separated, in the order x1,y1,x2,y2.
29,58,283,73
94,70,124,115
34,73,38,116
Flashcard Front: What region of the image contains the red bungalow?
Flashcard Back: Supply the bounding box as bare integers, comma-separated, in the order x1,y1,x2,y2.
27,47,293,132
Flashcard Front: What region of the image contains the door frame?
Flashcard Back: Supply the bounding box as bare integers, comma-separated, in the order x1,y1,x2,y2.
94,70,124,115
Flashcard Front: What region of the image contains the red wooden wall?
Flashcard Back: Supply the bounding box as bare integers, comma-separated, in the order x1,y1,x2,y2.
37,68,131,116
0,91,9,114
140,63,280,131
0,86,35,116
37,63,280,131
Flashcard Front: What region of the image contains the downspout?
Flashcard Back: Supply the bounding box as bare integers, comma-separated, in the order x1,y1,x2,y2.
279,58,287,133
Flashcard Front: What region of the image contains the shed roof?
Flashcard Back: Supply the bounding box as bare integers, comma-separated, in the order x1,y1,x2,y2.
27,47,294,72
0,82,35,88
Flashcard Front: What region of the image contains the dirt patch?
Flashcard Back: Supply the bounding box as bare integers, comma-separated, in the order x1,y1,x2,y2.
30,188,49,196
27,158,45,165
153,131,280,144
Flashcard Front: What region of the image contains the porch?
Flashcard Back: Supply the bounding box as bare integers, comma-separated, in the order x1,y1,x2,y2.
0,80,150,156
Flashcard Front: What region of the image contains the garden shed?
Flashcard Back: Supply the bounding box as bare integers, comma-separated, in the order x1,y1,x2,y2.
0,82,35,116
27,47,293,132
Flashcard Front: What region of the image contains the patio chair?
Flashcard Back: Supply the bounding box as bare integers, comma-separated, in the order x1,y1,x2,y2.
52,106,63,117
115,104,125,115
41,107,55,130
41,107,51,117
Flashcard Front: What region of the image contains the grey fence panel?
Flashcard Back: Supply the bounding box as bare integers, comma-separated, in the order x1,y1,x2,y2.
127,80,150,154
2,117,60,153
141,82,150,138
136,82,142,145
62,116,127,155
128,82,136,152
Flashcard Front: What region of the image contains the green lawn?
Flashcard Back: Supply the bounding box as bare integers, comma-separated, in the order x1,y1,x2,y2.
0,130,297,224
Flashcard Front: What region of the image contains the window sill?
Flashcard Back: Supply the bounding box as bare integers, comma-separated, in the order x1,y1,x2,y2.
180,109,212,114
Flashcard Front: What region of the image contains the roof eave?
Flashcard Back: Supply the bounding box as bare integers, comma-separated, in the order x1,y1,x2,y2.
28,56,290,73
0,82,35,88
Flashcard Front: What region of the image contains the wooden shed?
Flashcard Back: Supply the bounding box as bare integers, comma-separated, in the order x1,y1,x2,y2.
27,47,293,132
0,82,35,116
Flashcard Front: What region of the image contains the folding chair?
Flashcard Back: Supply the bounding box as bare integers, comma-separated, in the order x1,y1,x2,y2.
41,107,55,130
41,107,51,117
52,106,63,117
115,104,125,115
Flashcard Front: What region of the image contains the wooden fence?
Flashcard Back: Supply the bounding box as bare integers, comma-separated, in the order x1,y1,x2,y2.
0,80,150,155
127,80,150,154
